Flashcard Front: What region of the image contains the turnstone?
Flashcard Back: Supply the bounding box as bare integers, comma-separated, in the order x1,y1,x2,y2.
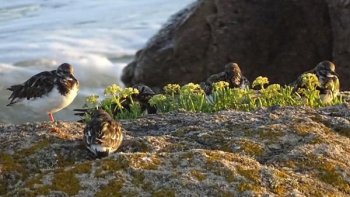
130,84,157,114
83,109,123,158
7,63,79,122
291,60,340,102
74,84,156,120
201,62,250,94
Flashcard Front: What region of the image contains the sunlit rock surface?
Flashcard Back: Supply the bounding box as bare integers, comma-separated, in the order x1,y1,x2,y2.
1,104,350,196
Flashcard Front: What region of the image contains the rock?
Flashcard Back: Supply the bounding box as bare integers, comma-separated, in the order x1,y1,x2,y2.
122,0,350,90
326,0,350,90
1,105,350,196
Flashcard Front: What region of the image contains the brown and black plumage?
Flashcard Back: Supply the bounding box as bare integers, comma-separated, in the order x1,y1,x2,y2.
291,60,340,103
74,84,156,120
128,84,157,114
7,63,79,122
201,63,250,94
83,109,123,158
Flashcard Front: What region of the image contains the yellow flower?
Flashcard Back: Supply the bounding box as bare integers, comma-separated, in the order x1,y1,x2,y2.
252,76,269,89
164,84,181,95
149,94,167,106
301,73,320,90
104,84,122,96
266,84,281,92
120,87,139,98
212,81,230,91
180,83,204,95
85,95,99,105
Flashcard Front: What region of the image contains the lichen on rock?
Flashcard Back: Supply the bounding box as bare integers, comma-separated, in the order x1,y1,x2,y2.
1,104,350,196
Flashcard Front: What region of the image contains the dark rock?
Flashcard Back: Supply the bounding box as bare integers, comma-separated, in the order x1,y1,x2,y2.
326,0,350,90
122,0,337,89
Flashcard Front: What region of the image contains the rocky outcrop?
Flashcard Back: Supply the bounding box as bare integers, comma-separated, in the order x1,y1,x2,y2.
1,105,350,196
327,0,350,89
122,0,350,90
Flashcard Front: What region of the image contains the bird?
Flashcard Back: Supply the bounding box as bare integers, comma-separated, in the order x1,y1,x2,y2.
201,62,250,94
7,63,79,122
83,109,123,158
291,60,340,103
128,84,157,114
74,84,156,121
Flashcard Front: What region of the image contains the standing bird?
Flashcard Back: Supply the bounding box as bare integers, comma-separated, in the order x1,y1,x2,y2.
201,62,250,94
291,60,340,103
83,109,123,158
7,63,79,122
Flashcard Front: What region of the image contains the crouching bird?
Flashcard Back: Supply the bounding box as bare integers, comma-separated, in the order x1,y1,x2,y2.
201,62,250,94
74,84,156,121
83,109,123,158
291,60,340,103
7,63,79,122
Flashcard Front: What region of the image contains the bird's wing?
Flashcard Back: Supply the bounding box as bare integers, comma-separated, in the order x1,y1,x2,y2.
7,71,56,105
206,72,226,84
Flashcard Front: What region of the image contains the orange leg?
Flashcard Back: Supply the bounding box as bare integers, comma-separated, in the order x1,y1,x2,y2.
48,113,55,122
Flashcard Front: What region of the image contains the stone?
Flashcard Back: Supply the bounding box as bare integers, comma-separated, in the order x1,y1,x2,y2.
1,105,350,196
122,0,338,89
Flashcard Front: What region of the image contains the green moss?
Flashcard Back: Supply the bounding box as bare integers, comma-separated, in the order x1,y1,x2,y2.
16,139,51,156
0,152,24,172
56,152,75,167
236,166,261,193
258,129,283,141
318,162,350,192
95,178,124,197
190,170,207,181
236,166,260,183
293,155,350,193
237,182,261,193
238,140,264,157
0,152,27,193
205,159,236,182
0,179,6,196
51,170,81,195
334,127,350,138
100,158,128,171
268,170,289,195
129,154,160,170
152,188,175,197
25,174,44,188
130,170,145,186
26,185,51,196
70,162,92,174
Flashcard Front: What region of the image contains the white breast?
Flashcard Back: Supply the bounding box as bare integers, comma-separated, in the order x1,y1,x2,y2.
23,84,79,114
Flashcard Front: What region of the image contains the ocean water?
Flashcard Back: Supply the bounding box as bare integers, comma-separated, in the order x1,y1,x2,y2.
0,0,194,123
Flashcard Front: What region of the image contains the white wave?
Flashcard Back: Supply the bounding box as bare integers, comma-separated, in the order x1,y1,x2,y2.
0,0,195,123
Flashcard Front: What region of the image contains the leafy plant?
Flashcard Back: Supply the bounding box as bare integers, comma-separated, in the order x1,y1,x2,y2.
82,75,343,121
82,84,142,121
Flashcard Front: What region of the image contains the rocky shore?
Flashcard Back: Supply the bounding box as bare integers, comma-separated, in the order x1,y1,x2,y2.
1,104,350,196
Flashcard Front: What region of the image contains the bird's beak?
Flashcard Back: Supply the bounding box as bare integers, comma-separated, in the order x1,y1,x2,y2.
70,74,78,82
327,71,338,78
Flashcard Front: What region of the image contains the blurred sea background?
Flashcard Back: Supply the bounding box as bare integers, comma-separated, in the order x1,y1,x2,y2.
0,0,194,123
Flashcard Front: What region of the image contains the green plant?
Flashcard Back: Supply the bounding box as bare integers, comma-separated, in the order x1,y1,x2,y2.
82,84,142,121
83,75,343,121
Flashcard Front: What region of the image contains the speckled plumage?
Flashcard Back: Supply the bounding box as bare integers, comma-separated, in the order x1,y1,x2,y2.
291,60,340,103
201,63,250,94
74,84,156,120
83,109,123,158
7,63,79,121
